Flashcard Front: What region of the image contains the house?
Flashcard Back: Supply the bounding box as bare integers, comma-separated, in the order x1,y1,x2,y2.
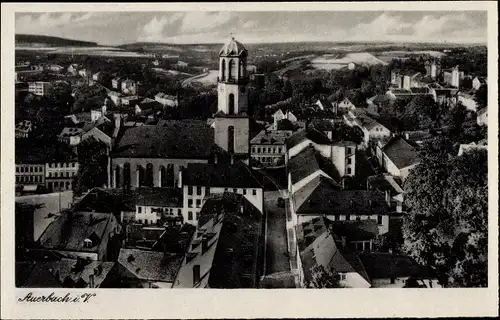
315,98,334,111
78,69,90,78
338,98,356,111
107,90,122,107
424,59,441,80
81,116,119,148
457,140,487,156
390,69,403,88
376,137,420,182
443,66,461,88
91,105,107,122
38,211,121,261
181,158,264,225
92,72,104,82
358,253,441,288
472,76,487,91
28,81,53,96
246,64,258,74
477,107,488,126
57,127,84,146
366,174,404,213
430,88,459,106
110,121,215,190
116,249,184,288
111,77,122,90
173,193,263,288
127,187,183,225
177,61,189,68
155,92,179,108
347,113,391,148
120,95,142,106
121,79,137,95
15,141,49,188
366,95,392,114
48,64,64,73
295,217,371,288
135,98,163,117
45,150,79,193
286,129,356,177
15,120,33,139
273,109,285,123
67,64,80,76
457,91,478,111
250,129,292,166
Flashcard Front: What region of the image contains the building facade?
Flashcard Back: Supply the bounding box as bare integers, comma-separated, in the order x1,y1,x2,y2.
28,81,53,96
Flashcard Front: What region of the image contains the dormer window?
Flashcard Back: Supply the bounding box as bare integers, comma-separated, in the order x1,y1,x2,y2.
83,238,93,248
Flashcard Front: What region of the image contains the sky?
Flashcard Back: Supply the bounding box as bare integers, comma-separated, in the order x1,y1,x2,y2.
15,11,488,46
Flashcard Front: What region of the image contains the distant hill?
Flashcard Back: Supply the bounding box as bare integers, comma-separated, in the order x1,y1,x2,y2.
16,34,99,47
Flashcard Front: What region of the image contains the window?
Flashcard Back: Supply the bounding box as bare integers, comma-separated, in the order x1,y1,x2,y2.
257,148,261,153
196,186,201,196
188,186,193,195
278,148,282,153
243,189,247,195
16,167,19,173
178,209,182,216
252,147,256,153
29,167,33,172
138,207,142,213
188,211,193,221
347,158,352,164
72,163,76,168
206,187,211,196
193,265,201,285
48,172,52,178
224,188,228,192
54,172,58,178
196,199,201,208
390,278,395,284
188,199,193,208
228,126,235,153
196,212,200,220
347,147,352,154
339,274,347,281
346,215,351,221
347,168,352,175
356,216,361,221
233,188,237,193
83,239,93,248
377,215,383,225
252,189,257,196
240,86,245,94
356,242,363,251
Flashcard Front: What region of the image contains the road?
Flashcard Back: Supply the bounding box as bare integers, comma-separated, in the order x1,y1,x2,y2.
264,193,290,275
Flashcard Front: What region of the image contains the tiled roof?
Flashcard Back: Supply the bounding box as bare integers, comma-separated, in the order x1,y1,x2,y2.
382,137,420,169
294,176,388,215
288,147,341,185
250,129,292,145
59,127,83,137
53,258,115,288
327,219,379,241
112,121,214,159
183,160,263,189
16,139,77,164
358,253,436,280
355,115,383,131
118,248,183,283
16,262,63,288
286,128,331,149
366,174,404,194
135,187,183,207
39,211,113,252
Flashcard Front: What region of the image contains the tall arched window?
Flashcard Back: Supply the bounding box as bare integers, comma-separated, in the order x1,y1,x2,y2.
166,164,174,187
145,163,154,187
228,126,235,154
228,94,235,115
228,59,235,80
220,59,226,81
123,163,131,189
137,165,145,187
115,165,121,188
239,60,245,78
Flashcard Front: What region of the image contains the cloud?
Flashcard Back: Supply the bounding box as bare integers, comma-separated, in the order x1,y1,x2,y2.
16,13,94,34
180,12,234,33
347,12,486,43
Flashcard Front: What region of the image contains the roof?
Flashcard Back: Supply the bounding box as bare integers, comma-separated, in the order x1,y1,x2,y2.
112,122,214,159
382,137,420,169
135,187,183,207
118,248,183,283
16,139,77,164
155,92,177,100
366,174,404,194
477,107,487,116
286,128,331,149
39,211,114,252
219,37,247,56
16,262,62,288
369,94,391,105
53,258,115,288
288,147,341,184
410,87,430,94
294,176,389,216
276,119,297,131
250,129,292,145
317,98,332,108
310,119,336,131
328,219,379,242
358,253,436,280
355,115,383,131
296,218,370,285
183,160,262,189
59,127,83,137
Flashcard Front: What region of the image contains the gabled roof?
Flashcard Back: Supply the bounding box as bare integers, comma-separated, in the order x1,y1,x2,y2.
288,147,341,185
118,248,183,283
358,253,437,280
355,115,384,131
250,129,292,145
53,258,115,288
382,137,420,170
39,211,113,252
112,121,214,159
286,128,331,149
183,160,263,189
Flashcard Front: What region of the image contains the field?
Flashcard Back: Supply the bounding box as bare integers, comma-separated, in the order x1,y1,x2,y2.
311,52,388,70
374,50,446,63
16,46,153,58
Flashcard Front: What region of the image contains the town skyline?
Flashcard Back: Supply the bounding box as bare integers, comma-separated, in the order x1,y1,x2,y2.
15,11,488,46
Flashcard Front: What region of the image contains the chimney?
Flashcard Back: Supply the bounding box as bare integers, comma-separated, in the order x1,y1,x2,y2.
214,154,218,164
388,248,393,254
341,236,347,248
177,169,183,188
89,274,95,288
230,154,234,165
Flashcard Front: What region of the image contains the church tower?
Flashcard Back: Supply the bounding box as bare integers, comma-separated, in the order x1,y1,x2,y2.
214,37,250,157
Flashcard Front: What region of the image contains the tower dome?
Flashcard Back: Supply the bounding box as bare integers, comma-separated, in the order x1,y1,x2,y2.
219,37,247,57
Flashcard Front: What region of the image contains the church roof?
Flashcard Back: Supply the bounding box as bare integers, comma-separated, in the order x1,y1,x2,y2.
219,37,247,57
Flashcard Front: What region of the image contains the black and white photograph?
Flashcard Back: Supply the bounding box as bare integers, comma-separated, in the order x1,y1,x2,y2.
1,2,498,319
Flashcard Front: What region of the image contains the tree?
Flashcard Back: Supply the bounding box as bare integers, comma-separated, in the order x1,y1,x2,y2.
306,264,342,288
474,84,488,110
74,138,109,196
402,138,487,287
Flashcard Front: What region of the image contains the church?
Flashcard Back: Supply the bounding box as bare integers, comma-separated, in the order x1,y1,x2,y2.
109,37,253,190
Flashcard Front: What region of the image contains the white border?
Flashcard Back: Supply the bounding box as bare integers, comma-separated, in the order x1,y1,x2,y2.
1,2,498,319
